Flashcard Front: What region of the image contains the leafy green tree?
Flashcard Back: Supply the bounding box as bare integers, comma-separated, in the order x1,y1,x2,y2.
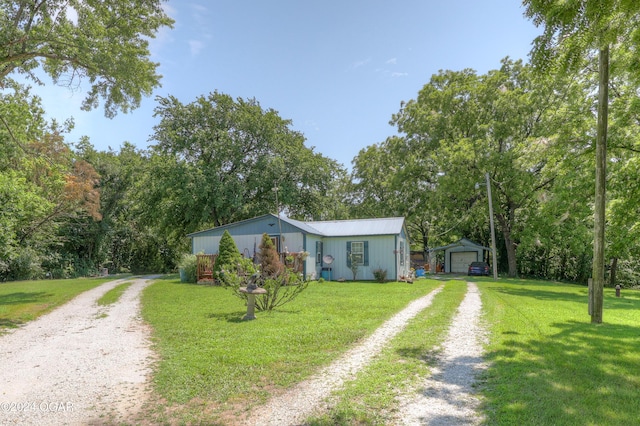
71,140,178,275
143,91,344,238
0,85,104,280
213,230,243,281
222,233,308,312
349,135,447,264
0,0,174,118
523,0,640,323
517,161,593,282
388,59,583,277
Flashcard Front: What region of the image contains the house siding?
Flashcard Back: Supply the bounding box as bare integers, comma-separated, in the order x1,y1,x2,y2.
322,235,396,281
188,214,409,282
396,226,411,279
193,232,304,258
306,234,322,280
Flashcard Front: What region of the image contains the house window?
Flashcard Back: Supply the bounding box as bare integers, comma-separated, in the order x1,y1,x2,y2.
347,241,369,266
316,241,323,265
400,241,405,266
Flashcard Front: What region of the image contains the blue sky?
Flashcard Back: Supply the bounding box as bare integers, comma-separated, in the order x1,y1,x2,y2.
37,0,541,169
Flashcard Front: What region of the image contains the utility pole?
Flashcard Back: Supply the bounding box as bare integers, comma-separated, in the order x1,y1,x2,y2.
272,185,283,252
591,45,609,324
485,173,498,280
476,173,498,279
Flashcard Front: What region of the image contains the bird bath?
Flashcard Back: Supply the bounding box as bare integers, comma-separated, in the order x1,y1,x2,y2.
239,274,266,320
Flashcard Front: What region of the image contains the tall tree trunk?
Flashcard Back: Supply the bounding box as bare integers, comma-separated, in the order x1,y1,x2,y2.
496,213,518,277
609,257,617,287
422,231,429,266
592,45,609,324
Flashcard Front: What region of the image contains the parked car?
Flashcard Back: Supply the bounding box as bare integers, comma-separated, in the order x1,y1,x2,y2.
468,261,490,276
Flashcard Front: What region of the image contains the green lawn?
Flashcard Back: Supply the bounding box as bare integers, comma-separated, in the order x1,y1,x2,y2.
141,276,640,425
307,279,468,425
139,276,442,424
478,278,640,426
3,274,639,425
0,277,116,332
96,281,133,306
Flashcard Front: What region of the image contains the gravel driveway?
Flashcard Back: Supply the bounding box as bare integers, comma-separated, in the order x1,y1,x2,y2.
394,281,487,425
242,281,486,426
1,277,486,426
0,276,158,426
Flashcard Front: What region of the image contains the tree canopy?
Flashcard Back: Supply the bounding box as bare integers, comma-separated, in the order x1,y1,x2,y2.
141,91,345,239
0,0,174,118
523,0,640,322
368,58,588,277
3,1,640,294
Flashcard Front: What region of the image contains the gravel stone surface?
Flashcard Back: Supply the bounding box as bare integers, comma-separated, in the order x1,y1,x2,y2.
0,276,158,426
394,281,487,425
242,285,445,426
1,278,486,426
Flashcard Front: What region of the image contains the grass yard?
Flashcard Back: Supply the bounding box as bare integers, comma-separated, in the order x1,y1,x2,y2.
141,276,640,425
478,278,640,426
96,281,133,306
139,276,442,424
0,276,116,332
306,279,468,425
5,274,638,425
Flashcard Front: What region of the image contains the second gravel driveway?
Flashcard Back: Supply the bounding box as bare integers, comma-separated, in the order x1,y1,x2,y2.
0,276,158,426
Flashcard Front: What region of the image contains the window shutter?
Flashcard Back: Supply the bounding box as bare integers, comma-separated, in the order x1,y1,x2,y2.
364,241,369,266
346,241,352,267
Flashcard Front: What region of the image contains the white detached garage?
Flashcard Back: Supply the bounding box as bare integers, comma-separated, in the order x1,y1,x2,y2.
429,238,490,274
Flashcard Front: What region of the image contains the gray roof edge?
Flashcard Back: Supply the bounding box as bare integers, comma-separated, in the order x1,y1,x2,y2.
429,237,490,252
188,215,405,238
186,213,280,237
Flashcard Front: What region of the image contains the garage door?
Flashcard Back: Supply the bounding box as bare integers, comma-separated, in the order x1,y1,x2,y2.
450,252,478,273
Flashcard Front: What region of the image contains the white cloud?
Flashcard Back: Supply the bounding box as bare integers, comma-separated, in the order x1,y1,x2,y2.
163,2,178,18
147,3,177,57
350,58,372,70
191,3,210,26
386,58,397,64
189,39,205,56
191,3,208,13
391,72,408,78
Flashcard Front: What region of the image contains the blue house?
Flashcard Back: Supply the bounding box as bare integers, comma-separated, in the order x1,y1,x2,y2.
187,214,411,281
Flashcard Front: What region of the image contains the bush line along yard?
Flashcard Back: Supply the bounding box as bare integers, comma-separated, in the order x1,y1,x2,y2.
2,276,639,425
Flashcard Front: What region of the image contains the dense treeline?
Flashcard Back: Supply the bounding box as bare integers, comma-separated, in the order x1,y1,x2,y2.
2,1,640,287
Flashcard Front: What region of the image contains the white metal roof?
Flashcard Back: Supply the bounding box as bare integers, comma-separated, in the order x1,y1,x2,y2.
300,217,405,237
187,214,405,238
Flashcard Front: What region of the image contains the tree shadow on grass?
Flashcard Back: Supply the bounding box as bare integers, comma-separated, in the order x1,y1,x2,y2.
494,286,640,310
0,291,50,306
0,292,51,331
0,318,24,329
479,320,640,425
396,346,441,365
205,311,248,323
